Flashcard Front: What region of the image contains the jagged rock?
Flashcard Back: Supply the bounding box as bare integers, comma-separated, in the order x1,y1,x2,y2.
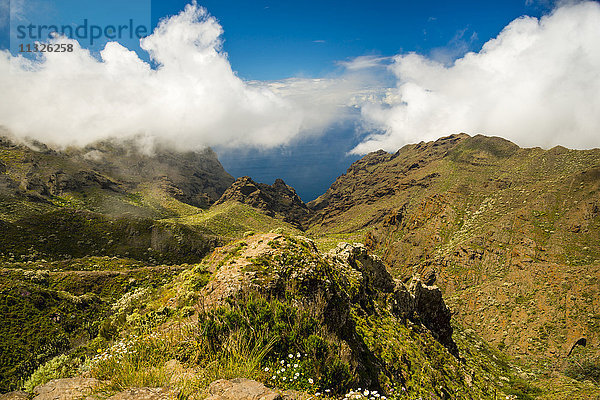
32,378,100,400
390,282,414,319
327,241,457,354
326,242,395,293
409,278,458,356
422,268,437,286
205,378,281,400
215,177,311,228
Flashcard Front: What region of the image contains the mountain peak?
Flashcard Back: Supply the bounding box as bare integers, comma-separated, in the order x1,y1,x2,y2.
216,176,311,228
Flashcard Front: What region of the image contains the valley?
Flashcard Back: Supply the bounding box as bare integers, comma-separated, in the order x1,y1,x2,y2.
1,133,599,399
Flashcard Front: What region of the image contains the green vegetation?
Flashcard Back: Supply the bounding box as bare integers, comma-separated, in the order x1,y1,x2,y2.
167,201,301,239
3,134,600,399
0,262,177,392
0,209,219,264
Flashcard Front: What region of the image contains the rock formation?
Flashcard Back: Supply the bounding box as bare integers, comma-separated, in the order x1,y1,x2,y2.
215,177,311,228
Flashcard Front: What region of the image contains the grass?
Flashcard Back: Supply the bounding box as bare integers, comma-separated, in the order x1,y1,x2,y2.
0,208,219,264
165,201,301,239
81,234,540,399
0,263,179,392
134,183,203,218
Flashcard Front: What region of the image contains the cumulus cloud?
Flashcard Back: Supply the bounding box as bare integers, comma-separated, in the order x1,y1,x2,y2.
3,1,599,155
353,1,600,154
0,3,345,150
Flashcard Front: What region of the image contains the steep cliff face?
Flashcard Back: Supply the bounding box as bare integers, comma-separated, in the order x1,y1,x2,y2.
0,135,234,212
0,135,237,264
75,140,234,208
306,133,600,366
215,176,311,228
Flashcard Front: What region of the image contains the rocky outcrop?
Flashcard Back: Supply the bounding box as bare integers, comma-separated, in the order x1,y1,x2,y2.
326,242,395,293
327,242,458,355
201,234,458,357
215,177,311,228
409,278,458,356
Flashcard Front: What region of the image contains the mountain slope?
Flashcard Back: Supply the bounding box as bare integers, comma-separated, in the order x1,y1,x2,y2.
0,135,234,218
306,134,600,371
81,233,538,399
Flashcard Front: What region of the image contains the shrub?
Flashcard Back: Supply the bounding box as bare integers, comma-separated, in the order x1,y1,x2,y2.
23,354,77,393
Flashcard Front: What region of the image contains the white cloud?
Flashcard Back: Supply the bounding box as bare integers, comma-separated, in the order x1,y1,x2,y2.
3,1,599,155
337,55,392,71
0,3,334,150
352,1,600,154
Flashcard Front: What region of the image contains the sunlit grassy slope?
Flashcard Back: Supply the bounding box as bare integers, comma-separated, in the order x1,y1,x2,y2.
164,201,302,238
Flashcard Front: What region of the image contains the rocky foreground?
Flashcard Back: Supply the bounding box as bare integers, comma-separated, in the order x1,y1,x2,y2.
0,377,299,400
2,233,542,400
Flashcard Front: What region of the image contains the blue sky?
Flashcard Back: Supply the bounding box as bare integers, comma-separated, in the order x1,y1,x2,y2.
3,0,599,201
149,0,552,80
3,0,551,77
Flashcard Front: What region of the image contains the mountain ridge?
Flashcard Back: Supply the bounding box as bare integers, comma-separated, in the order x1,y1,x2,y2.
303,133,600,371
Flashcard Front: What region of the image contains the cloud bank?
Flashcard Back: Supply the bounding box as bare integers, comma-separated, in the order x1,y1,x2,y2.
1,1,599,154
353,1,600,154
0,3,341,150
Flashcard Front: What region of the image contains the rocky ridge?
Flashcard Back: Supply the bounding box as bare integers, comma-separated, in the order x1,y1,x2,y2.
305,133,600,368
201,233,457,356
215,177,310,228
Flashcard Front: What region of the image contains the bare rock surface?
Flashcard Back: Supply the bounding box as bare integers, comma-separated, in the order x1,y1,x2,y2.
216,176,310,228
30,379,175,400
0,391,29,400
33,378,100,400
205,378,281,400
